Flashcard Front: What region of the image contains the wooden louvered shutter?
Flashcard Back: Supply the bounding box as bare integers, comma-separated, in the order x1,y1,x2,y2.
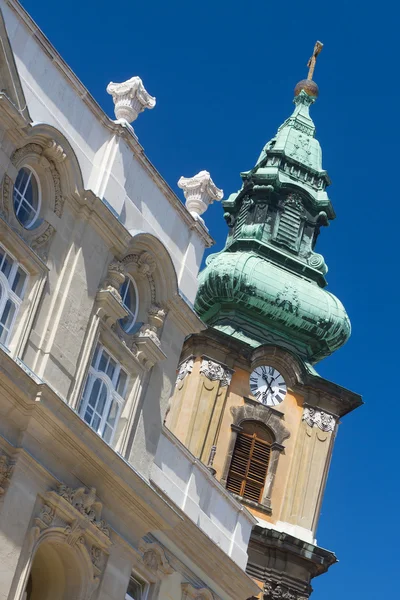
226,430,271,503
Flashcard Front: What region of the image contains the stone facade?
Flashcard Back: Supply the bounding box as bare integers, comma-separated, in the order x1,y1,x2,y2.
0,2,257,600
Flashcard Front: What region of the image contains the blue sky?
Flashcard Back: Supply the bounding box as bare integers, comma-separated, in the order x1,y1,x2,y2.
20,0,395,597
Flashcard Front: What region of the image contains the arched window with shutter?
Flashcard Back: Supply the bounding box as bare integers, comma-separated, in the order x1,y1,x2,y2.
226,421,273,503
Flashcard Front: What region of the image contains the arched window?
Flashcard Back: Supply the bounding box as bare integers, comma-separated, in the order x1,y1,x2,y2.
226,421,273,503
13,166,40,228
119,277,139,333
0,243,28,347
80,344,128,444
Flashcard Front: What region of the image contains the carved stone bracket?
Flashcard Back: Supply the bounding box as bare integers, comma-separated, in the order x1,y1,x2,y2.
107,76,156,123
96,261,128,327
176,357,194,384
264,581,309,600
0,452,13,497
302,406,337,433
181,583,215,600
138,540,174,577
200,358,233,387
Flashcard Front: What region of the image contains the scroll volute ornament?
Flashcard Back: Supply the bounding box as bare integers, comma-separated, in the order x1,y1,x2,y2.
138,541,173,577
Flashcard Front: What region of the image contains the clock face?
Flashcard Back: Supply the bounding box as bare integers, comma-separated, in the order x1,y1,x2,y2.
249,365,287,406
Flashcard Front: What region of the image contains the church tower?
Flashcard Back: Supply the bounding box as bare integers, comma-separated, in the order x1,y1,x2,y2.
166,43,362,599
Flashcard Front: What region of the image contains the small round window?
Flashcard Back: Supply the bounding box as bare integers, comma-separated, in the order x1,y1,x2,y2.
119,277,138,333
13,167,40,228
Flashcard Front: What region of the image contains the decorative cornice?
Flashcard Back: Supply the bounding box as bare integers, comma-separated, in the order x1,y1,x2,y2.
302,406,337,432
200,358,233,387
176,357,194,383
107,76,156,123
178,171,223,222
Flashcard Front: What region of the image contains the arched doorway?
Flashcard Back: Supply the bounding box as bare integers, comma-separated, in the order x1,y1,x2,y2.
23,539,85,600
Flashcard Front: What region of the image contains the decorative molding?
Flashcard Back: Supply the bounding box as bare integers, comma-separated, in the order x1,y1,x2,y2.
11,142,43,166
200,358,233,387
56,484,110,537
0,141,66,259
10,142,65,218
264,582,309,600
138,540,174,576
0,453,13,496
176,357,194,383
178,171,223,222
181,583,214,600
107,76,156,123
302,406,336,433
122,251,157,303
230,404,289,445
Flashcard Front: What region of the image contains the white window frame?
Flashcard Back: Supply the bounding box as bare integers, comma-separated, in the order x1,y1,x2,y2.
125,572,149,600
13,165,41,229
0,242,29,347
120,276,139,333
80,343,128,444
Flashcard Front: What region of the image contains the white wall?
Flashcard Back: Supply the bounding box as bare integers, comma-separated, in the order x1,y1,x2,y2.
151,429,256,570
1,0,210,303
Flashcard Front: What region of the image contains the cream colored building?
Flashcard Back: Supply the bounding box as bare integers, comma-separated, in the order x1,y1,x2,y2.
0,1,259,599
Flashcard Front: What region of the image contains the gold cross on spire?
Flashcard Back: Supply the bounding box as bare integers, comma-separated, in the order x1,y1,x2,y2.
307,41,323,80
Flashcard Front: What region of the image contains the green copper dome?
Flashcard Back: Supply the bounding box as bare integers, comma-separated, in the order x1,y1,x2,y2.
195,87,351,364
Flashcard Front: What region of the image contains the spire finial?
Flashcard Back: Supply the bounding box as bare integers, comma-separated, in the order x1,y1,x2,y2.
307,41,324,81
294,41,323,99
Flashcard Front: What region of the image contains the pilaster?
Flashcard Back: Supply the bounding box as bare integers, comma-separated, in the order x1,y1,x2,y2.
280,406,337,532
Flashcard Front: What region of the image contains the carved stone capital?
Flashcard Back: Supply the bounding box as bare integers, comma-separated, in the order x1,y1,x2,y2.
200,358,233,387
302,406,336,432
178,171,223,221
107,76,156,122
176,357,194,383
264,581,309,600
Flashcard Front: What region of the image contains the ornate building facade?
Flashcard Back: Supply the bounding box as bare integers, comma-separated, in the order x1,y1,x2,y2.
167,46,362,599
0,1,260,600
0,3,360,599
